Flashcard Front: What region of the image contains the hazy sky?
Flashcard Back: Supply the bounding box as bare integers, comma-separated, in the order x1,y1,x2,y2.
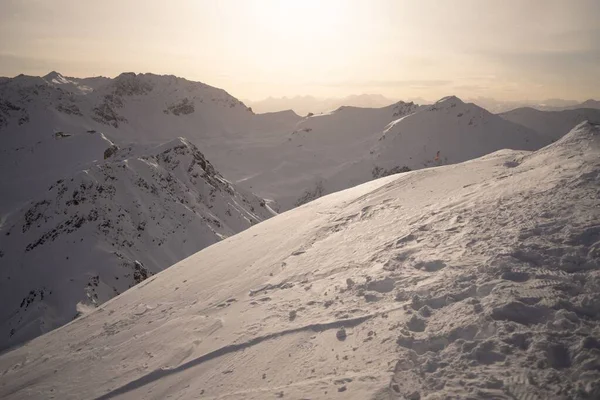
1,0,598,101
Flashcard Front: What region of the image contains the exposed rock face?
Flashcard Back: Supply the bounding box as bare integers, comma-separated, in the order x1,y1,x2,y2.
112,72,154,96
295,180,324,207
0,138,273,350
164,98,195,115
372,165,411,179
103,144,119,159
93,94,127,127
56,102,82,116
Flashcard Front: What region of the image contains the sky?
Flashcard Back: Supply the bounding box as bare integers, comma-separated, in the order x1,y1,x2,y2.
0,0,598,102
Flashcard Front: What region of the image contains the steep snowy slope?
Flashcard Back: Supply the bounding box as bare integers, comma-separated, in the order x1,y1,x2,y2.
1,122,598,400
235,101,421,209
0,138,272,351
291,96,548,203
42,71,103,95
501,107,600,141
0,72,301,213
0,75,115,212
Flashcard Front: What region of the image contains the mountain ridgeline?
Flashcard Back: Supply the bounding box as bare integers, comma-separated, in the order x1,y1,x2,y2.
0,71,595,351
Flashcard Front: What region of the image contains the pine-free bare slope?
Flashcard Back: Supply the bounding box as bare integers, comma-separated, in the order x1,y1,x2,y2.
0,138,272,351
1,122,598,399
501,106,600,142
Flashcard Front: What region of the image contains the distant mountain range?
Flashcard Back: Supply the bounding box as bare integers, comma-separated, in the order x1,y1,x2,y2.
244,94,415,115
246,93,600,115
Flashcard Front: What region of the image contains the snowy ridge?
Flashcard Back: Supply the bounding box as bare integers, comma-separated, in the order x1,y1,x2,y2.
0,72,556,213
246,94,398,115
0,123,598,399
235,101,421,209
42,71,96,95
0,138,272,351
292,96,549,203
500,107,600,142
0,72,300,212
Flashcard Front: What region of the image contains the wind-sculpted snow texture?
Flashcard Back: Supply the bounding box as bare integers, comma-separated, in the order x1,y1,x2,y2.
0,138,272,351
0,122,598,399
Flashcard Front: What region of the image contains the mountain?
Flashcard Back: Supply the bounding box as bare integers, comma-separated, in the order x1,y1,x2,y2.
372,96,545,166
464,97,598,114
1,121,598,399
466,97,534,113
231,101,423,209
279,96,548,206
0,137,273,351
246,94,398,115
569,99,600,110
0,74,558,350
42,71,99,95
501,107,600,141
0,73,552,214
0,72,301,213
0,72,294,349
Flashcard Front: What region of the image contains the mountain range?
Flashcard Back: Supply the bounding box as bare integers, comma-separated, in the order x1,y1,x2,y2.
0,71,598,361
1,119,598,399
246,94,600,115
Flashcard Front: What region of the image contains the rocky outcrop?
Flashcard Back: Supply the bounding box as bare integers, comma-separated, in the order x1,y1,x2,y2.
164,98,195,115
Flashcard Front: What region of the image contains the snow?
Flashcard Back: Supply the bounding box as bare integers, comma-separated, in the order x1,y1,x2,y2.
0,74,554,213
1,121,599,399
245,94,398,115
1,71,599,385
291,96,549,204
0,137,272,351
500,107,600,142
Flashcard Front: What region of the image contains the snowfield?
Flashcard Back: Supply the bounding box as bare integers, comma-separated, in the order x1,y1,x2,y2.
1,122,598,399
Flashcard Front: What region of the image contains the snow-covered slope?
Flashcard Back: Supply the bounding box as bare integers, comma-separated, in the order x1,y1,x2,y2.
0,72,300,213
41,71,104,95
0,138,272,351
235,101,422,209
1,73,550,214
573,99,600,110
501,107,600,141
1,122,598,399
289,96,548,204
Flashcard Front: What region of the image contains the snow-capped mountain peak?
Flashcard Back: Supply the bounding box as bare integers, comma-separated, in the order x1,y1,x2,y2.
41,71,94,94
434,95,464,106
43,71,70,85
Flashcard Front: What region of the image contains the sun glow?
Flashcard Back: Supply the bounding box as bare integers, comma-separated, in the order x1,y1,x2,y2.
249,0,349,42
